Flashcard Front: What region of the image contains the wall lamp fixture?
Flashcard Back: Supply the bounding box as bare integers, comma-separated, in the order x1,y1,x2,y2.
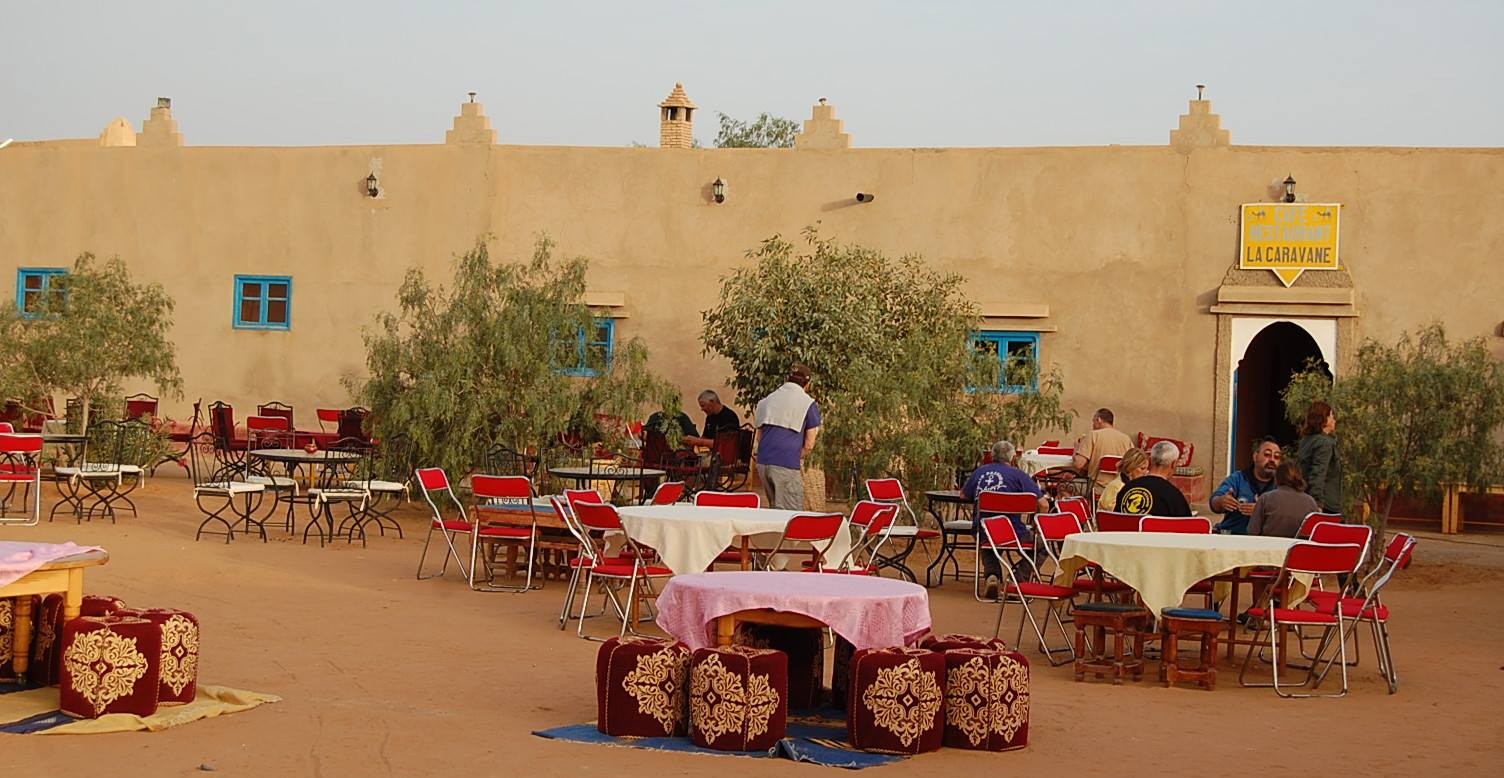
365,173,380,198
1282,174,1297,203
712,177,727,203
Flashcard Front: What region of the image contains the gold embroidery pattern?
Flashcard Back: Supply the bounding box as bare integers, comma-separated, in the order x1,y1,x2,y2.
34,605,57,669
690,651,780,743
620,645,687,734
860,657,942,748
158,614,200,697
0,600,12,662
943,652,1030,746
62,628,150,715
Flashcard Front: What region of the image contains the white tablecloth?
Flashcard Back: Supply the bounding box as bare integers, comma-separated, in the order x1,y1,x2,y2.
618,505,852,575
1053,531,1309,616
1019,450,1074,474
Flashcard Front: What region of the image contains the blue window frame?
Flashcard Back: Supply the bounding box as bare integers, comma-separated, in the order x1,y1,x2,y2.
970,331,1041,393
233,275,292,330
562,318,615,377
15,267,68,318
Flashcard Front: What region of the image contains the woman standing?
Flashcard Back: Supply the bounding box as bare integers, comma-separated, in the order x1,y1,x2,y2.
1249,461,1320,537
1296,400,1343,514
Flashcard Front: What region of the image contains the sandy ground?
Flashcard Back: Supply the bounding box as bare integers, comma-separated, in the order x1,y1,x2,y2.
4,476,1504,777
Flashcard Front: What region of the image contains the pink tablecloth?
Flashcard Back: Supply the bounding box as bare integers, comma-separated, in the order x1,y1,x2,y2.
0,541,104,588
655,571,932,650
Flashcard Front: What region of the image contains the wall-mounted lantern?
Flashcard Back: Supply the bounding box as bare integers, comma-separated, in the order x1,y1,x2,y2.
1282,175,1297,203
712,177,727,204
365,173,380,198
855,192,876,203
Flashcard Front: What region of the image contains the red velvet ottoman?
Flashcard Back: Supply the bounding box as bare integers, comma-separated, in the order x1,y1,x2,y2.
30,593,127,686
735,623,823,710
846,647,944,754
689,645,788,752
595,636,691,737
0,597,18,678
59,615,162,718
941,646,1031,751
921,633,1008,652
115,608,200,705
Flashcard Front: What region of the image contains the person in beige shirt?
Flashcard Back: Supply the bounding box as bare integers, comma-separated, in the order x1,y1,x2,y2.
1073,407,1135,489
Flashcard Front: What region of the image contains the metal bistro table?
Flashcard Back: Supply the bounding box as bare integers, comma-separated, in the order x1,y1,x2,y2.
923,489,972,587
547,465,667,504
248,448,363,544
41,432,89,468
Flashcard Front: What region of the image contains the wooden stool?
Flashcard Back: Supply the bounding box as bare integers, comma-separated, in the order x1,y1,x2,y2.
1160,608,1225,691
1072,602,1150,684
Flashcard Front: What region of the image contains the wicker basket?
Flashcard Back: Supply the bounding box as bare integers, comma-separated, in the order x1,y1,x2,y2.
802,466,826,512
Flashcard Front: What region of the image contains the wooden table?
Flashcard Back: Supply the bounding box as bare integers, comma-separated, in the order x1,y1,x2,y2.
2,549,110,676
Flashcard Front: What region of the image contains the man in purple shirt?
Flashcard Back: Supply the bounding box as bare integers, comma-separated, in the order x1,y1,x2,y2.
753,364,822,510
962,440,1048,595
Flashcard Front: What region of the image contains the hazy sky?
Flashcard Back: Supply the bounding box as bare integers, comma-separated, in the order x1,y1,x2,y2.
4,1,1502,148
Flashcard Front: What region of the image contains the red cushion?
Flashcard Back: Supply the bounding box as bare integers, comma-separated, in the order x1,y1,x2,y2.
1303,590,1342,608
1073,577,1133,593
1187,580,1215,594
0,472,38,481
477,526,533,539
1245,607,1338,625
1006,582,1076,599
592,563,674,578
432,519,474,532
914,529,941,540
1331,598,1389,621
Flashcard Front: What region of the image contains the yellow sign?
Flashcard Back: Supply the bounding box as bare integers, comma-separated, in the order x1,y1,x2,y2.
1239,203,1341,286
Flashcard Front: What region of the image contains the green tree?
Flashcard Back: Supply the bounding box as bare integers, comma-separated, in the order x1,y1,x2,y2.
347,236,679,478
1282,322,1504,550
702,227,1074,495
0,253,182,430
713,112,798,149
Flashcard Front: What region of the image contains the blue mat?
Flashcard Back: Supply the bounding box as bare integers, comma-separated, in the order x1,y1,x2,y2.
533,712,903,769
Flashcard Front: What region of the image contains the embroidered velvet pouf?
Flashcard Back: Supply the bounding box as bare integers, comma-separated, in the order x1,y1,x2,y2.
689,645,788,752
595,636,691,737
941,646,1031,751
921,633,1009,653
114,608,200,705
846,647,944,755
735,623,824,710
59,615,162,718
30,593,127,686
0,598,17,678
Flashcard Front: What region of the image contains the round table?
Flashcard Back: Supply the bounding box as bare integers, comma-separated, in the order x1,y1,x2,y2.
1019,449,1074,474
547,465,666,491
923,490,972,587
655,571,932,650
248,448,361,466
618,504,852,574
1054,531,1308,614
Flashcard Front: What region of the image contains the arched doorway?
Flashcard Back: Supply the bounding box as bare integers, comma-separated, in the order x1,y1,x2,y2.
1232,322,1330,469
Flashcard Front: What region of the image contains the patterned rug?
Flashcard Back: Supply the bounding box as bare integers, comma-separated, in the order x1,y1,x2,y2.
533,709,903,769
0,681,279,735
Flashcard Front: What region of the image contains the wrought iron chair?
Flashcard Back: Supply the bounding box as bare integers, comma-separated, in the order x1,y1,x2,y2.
345,433,413,538
243,416,299,530
207,401,246,481
50,419,146,524
256,401,295,428
188,431,268,542
304,437,373,546
124,393,159,422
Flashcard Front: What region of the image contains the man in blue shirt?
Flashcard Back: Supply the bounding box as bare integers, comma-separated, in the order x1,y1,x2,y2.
753,364,822,510
1210,436,1281,534
962,440,1049,595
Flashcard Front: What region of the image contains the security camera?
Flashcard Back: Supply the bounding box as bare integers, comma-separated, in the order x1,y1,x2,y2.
855,192,875,203
0,139,13,150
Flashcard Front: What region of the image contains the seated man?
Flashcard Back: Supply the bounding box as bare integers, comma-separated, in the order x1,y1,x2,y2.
1071,407,1135,491
1210,436,1280,534
1115,441,1193,516
962,440,1050,597
684,389,740,448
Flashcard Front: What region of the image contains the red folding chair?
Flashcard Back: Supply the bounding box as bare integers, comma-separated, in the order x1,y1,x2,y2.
693,490,761,507
864,478,921,525
1095,511,1142,532
470,474,541,593
972,491,1041,601
1309,533,1416,693
820,501,899,574
571,501,674,641
1238,541,1366,697
760,512,846,571
1056,494,1092,528
982,515,1077,665
1139,516,1213,534
649,480,686,505
0,433,44,526
414,467,474,581
1296,512,1345,539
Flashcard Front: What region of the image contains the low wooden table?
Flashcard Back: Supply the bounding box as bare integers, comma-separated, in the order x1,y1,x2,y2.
2,549,110,677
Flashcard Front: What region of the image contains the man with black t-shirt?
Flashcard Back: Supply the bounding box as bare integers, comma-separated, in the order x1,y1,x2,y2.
686,389,740,448
1116,441,1193,516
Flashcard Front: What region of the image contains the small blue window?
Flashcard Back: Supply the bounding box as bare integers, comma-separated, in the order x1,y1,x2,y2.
233,275,292,330
562,318,615,377
15,267,68,318
970,331,1040,394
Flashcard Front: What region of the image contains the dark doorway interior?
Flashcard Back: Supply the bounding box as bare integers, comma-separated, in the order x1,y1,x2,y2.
1233,322,1330,471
